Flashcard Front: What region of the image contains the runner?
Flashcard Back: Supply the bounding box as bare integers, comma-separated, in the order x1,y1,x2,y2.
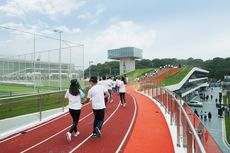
85,76,109,137
65,79,85,142
117,76,127,107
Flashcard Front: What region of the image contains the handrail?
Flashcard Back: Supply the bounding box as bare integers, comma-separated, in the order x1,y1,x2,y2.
166,88,206,153
137,82,213,153
0,90,66,101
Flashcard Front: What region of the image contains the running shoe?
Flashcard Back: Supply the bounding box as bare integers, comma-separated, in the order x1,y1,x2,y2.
95,127,102,137
66,132,71,142
74,131,80,137
92,133,97,137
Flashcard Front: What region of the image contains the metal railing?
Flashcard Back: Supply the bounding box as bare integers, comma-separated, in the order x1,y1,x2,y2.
0,90,67,121
138,83,222,153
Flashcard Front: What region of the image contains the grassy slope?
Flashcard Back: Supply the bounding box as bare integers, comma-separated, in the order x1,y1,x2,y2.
123,68,154,81
158,67,192,86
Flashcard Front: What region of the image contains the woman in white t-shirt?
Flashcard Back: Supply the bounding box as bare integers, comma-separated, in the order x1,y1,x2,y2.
86,76,109,137
65,79,84,142
118,76,127,107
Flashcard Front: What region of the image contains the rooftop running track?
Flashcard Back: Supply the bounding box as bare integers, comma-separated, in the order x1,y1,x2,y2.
0,87,174,153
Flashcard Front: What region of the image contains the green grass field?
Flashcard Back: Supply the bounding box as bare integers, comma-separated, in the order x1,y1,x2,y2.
225,116,230,144
0,92,68,119
224,92,230,105
158,67,192,86
123,68,155,81
0,79,87,97
0,79,88,119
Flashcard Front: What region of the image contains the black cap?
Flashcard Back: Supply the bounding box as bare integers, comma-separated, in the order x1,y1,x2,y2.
89,76,97,83
70,79,78,85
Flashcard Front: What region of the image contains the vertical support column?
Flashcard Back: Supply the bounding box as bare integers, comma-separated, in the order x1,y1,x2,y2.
176,102,181,147
170,95,173,126
160,88,163,106
38,94,42,121
148,85,150,96
167,92,170,114
182,113,187,147
152,86,154,98
187,123,193,153
61,92,65,112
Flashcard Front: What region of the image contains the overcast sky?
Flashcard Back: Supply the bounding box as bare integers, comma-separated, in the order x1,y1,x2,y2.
0,0,230,66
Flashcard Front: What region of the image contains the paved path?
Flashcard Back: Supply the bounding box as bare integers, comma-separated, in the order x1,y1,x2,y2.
191,87,230,153
124,86,174,153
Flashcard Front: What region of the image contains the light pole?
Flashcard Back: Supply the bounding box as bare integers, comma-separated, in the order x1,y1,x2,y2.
89,61,93,79
63,41,72,79
82,45,85,80
53,29,63,90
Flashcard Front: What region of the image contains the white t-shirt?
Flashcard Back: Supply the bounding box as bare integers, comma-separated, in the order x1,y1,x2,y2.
87,84,107,110
118,80,126,93
98,80,111,90
115,79,120,87
65,90,83,110
107,79,114,90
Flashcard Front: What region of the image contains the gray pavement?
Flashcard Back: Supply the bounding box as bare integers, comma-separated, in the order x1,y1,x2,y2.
191,87,230,153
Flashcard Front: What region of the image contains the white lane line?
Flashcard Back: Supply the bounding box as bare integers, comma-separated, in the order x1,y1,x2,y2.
0,103,90,143
69,102,121,153
115,94,137,153
0,133,21,143
26,103,90,133
21,112,93,153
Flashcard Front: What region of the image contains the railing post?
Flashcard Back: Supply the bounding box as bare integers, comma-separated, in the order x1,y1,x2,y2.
170,95,173,126
176,104,181,147
187,123,193,153
151,86,153,98
182,113,187,148
160,88,163,106
38,94,42,121
166,92,169,114
61,92,65,112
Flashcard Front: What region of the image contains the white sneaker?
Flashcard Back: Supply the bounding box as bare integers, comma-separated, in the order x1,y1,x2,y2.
66,132,71,142
123,103,126,107
95,127,102,137
74,131,80,137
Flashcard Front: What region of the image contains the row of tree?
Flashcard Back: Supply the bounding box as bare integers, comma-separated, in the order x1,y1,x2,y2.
85,57,230,81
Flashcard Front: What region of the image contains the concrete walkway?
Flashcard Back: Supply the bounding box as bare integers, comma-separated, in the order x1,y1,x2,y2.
191,87,230,153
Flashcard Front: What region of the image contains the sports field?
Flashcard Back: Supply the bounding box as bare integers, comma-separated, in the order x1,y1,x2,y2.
0,79,88,119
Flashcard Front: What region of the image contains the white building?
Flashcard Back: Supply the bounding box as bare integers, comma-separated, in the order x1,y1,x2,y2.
108,47,142,75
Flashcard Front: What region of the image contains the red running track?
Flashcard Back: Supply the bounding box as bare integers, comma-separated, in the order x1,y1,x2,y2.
0,93,137,153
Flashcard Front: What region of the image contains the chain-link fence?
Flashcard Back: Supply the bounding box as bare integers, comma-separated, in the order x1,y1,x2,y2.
0,26,84,97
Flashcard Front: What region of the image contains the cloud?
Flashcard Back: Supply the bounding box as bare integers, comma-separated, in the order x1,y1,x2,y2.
77,5,106,25
83,21,157,63
95,21,156,50
0,0,86,17
0,39,12,47
54,25,81,34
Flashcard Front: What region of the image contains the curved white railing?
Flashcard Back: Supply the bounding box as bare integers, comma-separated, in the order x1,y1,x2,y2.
139,84,222,153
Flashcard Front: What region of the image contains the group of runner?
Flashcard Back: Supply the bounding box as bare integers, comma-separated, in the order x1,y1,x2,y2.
64,76,127,142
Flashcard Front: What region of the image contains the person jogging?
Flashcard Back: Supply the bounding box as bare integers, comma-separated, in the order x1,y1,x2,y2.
65,79,85,142
86,76,109,137
107,76,114,103
117,76,127,107
98,76,111,104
